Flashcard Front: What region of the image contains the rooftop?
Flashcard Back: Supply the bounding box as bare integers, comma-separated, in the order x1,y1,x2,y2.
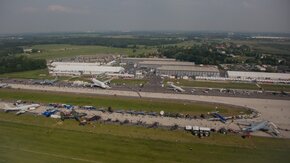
122,57,175,61
139,61,195,66
50,62,124,73
227,71,290,80
157,65,219,72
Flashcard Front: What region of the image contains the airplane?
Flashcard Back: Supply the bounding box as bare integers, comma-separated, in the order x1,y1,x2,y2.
167,82,185,92
60,109,87,122
208,111,231,123
90,77,112,89
0,83,9,88
42,108,59,117
281,91,288,96
239,120,280,137
4,104,40,115
33,77,58,85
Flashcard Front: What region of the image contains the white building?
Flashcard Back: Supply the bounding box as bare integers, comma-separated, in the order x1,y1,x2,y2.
49,62,124,76
121,57,175,65
227,71,290,81
139,60,195,69
156,65,220,77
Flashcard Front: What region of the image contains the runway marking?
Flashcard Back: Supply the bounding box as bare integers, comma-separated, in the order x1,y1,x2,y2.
0,145,101,163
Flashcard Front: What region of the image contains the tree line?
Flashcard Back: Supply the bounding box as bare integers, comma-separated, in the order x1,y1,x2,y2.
158,45,288,66
0,55,46,74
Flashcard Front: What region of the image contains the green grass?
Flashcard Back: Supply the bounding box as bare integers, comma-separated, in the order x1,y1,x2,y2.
0,69,51,79
25,44,156,59
0,89,248,116
0,69,71,80
231,40,290,56
165,79,290,91
111,79,148,85
0,112,290,163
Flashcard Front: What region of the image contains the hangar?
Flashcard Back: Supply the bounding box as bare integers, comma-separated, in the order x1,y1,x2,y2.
121,57,175,65
156,65,220,77
49,62,124,76
226,71,290,81
138,60,195,69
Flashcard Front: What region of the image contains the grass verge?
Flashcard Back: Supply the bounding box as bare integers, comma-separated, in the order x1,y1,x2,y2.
0,112,290,163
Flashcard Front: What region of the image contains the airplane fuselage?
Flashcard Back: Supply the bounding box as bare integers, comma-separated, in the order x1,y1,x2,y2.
4,104,40,114
91,78,110,89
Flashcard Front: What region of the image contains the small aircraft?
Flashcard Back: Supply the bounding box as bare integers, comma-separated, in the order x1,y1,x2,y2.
239,120,280,137
208,111,231,123
42,108,59,117
60,109,87,122
167,82,185,92
90,77,112,89
4,104,40,115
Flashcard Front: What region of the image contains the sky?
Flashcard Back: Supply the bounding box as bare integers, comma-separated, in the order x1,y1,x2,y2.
0,0,289,34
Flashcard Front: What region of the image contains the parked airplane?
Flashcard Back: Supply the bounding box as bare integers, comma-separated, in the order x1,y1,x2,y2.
239,120,280,137
33,77,58,85
90,77,112,89
0,83,9,88
42,108,59,117
208,111,231,123
60,109,87,122
4,104,40,115
41,77,58,85
167,82,185,92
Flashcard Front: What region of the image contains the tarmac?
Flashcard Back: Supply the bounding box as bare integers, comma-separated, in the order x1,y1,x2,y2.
3,83,290,138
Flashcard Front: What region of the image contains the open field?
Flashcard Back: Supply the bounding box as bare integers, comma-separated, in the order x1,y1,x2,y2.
0,89,247,116
231,40,290,56
0,69,72,80
0,69,51,79
0,111,290,162
165,79,290,92
25,44,156,59
111,79,148,85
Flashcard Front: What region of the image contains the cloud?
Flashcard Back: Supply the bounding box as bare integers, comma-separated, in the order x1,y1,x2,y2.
46,4,89,14
47,5,73,13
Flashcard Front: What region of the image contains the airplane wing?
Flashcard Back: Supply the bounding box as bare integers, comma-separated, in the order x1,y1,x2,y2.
5,108,20,112
16,110,27,115
103,78,113,84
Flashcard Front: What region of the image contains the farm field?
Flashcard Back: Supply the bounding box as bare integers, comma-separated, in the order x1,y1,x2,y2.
231,40,290,56
26,44,156,59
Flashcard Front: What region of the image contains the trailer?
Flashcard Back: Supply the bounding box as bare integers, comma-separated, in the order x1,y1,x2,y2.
186,126,211,137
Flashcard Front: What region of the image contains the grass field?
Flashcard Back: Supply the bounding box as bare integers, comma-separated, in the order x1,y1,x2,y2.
0,111,290,163
0,89,248,116
0,69,73,81
165,79,290,92
111,79,148,85
0,69,51,79
231,40,290,56
25,44,156,59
